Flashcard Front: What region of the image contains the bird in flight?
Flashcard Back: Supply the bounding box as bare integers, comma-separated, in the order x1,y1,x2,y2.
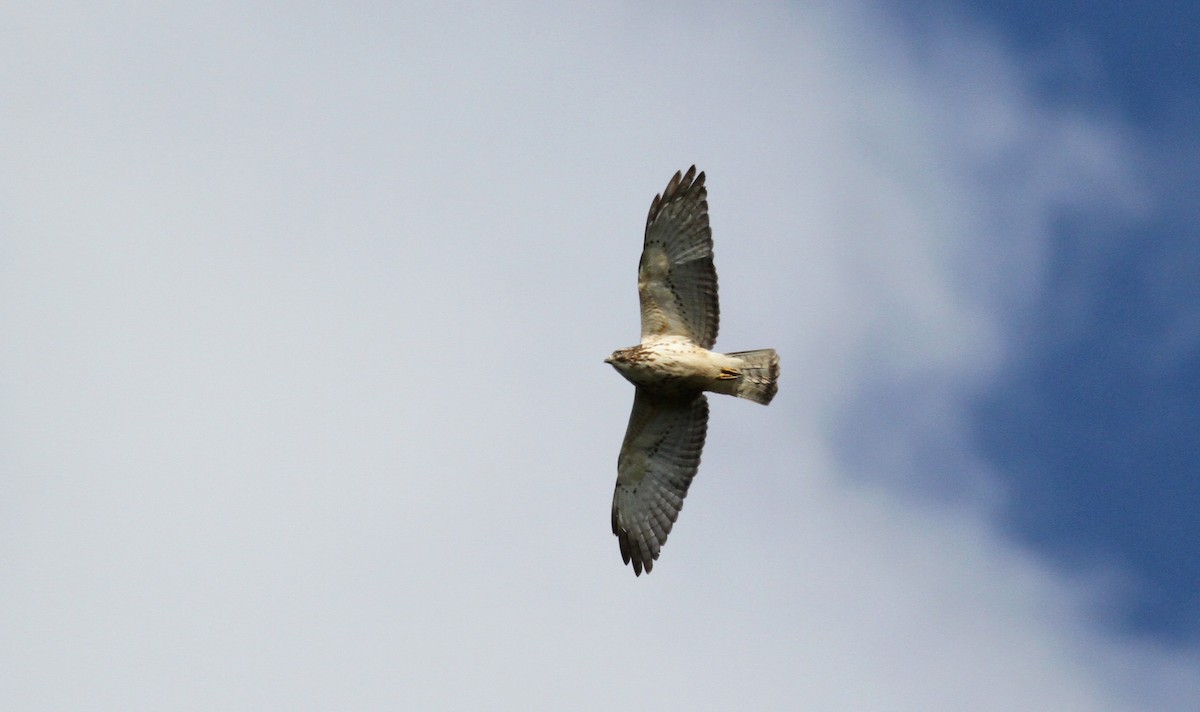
606,166,779,576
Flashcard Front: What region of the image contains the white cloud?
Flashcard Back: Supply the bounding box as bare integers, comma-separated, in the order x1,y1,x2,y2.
1,1,1196,709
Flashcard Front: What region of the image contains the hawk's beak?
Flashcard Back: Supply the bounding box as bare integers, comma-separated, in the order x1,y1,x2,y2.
603,356,612,364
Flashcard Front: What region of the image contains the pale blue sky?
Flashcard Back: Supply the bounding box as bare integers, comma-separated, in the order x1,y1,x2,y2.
2,2,1197,709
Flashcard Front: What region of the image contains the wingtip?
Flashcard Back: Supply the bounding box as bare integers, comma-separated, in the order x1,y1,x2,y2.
646,165,706,230
614,512,655,577
675,165,702,193
623,539,656,577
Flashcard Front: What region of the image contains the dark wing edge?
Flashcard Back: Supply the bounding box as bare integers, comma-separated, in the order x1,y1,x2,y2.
611,390,709,576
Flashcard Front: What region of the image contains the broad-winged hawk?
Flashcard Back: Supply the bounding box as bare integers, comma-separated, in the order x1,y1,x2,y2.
606,166,779,576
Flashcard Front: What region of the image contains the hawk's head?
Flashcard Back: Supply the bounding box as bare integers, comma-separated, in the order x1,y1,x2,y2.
605,345,647,376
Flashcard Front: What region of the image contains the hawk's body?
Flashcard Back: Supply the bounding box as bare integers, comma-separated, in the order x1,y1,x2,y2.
606,167,779,576
608,336,738,396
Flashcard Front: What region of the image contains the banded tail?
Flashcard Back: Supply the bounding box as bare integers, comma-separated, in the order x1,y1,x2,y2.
727,349,779,405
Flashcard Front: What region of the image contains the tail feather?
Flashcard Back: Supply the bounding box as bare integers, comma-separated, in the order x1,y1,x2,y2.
727,349,779,405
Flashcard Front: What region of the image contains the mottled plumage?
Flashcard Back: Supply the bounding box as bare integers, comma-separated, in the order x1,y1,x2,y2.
606,167,780,576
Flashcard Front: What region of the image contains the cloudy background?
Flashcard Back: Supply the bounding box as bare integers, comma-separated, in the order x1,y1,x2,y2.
3,1,1198,709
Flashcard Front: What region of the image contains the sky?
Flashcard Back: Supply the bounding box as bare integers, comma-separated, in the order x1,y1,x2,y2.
905,0,1200,640
2,1,1197,710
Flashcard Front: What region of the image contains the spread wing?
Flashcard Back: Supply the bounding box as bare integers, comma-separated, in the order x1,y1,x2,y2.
611,389,709,575
638,166,719,349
